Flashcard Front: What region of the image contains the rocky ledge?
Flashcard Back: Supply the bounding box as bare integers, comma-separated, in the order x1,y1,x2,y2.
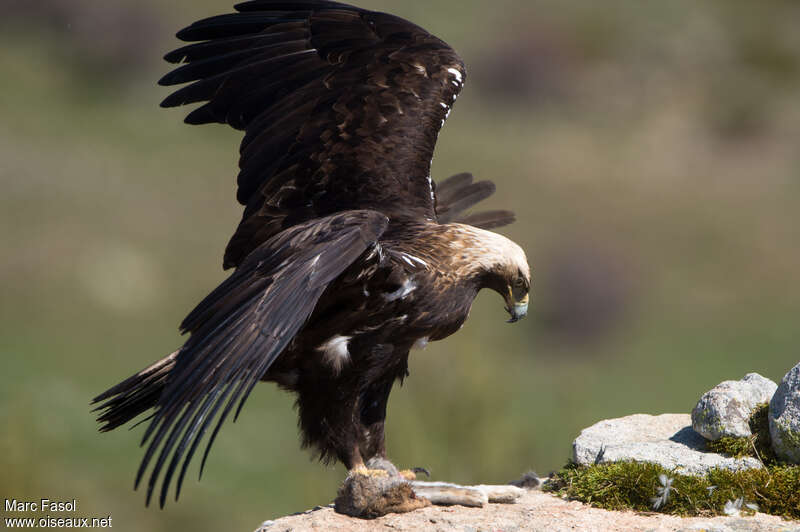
256,490,799,532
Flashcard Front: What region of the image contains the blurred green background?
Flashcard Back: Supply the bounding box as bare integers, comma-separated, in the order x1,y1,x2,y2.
2,0,799,530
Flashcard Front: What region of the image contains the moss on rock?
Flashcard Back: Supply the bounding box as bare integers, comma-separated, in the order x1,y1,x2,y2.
546,404,800,519
544,461,800,519
706,436,753,458
704,403,777,463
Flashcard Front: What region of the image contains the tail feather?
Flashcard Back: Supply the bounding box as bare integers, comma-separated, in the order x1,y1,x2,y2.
92,351,178,433
455,210,516,229
435,172,516,229
435,172,475,205
437,181,496,222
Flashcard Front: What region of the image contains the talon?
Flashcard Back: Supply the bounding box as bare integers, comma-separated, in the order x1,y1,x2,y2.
399,467,430,480
412,466,431,478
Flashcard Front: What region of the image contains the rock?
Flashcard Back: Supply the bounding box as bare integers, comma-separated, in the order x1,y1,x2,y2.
678,520,799,532
255,489,800,532
572,413,762,475
692,373,777,440
769,362,800,463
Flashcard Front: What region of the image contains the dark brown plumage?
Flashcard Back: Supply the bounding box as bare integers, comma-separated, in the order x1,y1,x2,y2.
93,0,530,508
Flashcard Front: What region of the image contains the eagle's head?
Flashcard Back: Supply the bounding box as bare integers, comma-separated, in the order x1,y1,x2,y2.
450,224,531,323
491,240,530,323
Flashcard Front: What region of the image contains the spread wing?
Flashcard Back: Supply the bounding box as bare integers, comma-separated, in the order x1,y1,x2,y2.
159,0,466,269
130,210,387,507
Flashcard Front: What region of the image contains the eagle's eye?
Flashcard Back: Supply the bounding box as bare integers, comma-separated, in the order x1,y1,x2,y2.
511,277,527,301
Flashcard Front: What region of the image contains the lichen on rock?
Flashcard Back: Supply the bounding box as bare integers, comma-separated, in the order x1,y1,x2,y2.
691,373,777,441
769,362,800,464
572,413,762,475
705,403,776,463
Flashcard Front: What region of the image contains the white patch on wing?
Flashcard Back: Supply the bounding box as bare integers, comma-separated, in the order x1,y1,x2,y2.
383,278,417,302
401,253,428,268
318,335,351,374
447,67,463,83
426,174,434,203
309,253,321,271
412,336,429,350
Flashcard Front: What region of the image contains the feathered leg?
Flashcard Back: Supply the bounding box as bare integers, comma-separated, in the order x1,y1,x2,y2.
295,369,429,517
338,380,433,517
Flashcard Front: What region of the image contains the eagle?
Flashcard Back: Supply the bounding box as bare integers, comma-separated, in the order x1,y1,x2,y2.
93,0,531,509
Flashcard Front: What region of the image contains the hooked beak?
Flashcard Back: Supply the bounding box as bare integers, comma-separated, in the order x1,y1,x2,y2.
505,293,529,323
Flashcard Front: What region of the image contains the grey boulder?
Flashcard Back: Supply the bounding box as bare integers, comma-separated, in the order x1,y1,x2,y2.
769,362,800,463
572,413,762,475
691,373,777,440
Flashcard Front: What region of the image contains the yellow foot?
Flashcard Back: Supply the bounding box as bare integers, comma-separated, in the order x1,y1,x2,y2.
400,467,431,481
350,466,389,479
398,469,417,481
